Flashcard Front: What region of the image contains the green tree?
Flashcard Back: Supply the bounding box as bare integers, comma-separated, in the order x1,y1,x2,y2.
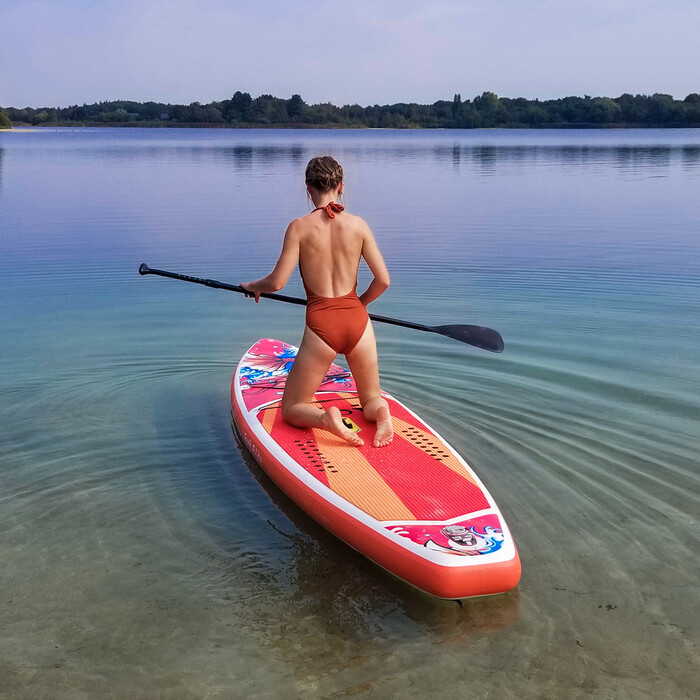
524,104,548,125
615,93,644,123
590,97,622,123
472,92,502,126
474,91,500,111
647,93,680,124
32,110,51,124
0,107,11,128
251,94,288,124
681,94,700,124
222,91,253,123
286,94,308,122
451,93,462,119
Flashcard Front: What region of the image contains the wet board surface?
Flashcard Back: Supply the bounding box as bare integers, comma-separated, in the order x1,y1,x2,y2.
231,338,521,599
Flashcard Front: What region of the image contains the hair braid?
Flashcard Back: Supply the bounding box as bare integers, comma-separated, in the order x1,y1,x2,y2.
305,156,344,192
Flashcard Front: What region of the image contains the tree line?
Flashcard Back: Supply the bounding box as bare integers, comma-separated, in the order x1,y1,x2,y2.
3,91,700,129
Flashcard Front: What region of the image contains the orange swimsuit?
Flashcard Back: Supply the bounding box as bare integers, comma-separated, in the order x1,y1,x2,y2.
302,202,369,355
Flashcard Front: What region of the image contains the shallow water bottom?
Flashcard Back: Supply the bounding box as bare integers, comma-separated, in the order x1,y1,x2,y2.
1,363,697,700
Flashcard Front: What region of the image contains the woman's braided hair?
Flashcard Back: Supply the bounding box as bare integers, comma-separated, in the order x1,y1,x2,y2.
305,156,343,193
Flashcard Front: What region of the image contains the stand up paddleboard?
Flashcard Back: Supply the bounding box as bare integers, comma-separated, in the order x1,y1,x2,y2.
231,339,520,600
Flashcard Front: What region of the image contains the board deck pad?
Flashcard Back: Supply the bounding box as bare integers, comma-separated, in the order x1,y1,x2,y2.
258,394,490,521
232,339,520,597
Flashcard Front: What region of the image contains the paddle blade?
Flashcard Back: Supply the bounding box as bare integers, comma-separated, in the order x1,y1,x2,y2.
432,324,504,353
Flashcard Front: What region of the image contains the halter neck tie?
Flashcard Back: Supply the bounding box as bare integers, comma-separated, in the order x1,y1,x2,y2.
312,201,345,219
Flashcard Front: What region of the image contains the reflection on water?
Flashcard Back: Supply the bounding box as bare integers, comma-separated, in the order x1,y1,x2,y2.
223,144,305,169
3,128,700,175
0,128,698,698
216,141,700,175
446,144,700,173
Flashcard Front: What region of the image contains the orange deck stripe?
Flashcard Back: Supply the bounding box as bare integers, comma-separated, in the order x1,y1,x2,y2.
391,415,478,486
311,429,416,521
260,405,278,434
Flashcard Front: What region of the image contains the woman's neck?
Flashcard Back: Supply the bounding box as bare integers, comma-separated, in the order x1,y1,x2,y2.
310,188,341,208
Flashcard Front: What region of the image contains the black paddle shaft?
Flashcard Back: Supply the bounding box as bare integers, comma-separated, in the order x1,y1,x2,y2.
138,263,504,353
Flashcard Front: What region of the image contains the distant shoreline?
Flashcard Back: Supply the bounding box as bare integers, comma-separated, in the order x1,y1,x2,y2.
4,91,700,130
6,121,700,131
5,121,353,130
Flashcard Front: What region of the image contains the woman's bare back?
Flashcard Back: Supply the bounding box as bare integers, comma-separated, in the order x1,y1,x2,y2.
296,209,367,297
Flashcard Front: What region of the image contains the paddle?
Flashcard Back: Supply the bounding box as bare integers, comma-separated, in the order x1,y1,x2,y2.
138,263,504,353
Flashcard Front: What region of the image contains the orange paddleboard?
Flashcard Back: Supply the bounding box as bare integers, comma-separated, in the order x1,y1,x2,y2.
231,338,521,599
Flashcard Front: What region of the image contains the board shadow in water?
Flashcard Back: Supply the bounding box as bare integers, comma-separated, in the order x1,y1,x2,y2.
139,371,519,645
230,418,520,640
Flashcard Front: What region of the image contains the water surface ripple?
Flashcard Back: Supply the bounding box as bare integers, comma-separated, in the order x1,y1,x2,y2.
0,128,698,699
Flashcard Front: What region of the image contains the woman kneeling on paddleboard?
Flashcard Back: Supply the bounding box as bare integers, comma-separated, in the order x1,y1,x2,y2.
241,156,393,448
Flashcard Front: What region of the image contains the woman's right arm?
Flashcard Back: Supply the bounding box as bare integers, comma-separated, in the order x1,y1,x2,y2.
358,222,390,307
241,220,301,302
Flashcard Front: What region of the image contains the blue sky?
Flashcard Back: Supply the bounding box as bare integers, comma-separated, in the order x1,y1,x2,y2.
1,0,698,107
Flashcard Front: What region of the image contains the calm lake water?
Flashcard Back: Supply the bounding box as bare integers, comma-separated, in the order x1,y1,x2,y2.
0,127,698,699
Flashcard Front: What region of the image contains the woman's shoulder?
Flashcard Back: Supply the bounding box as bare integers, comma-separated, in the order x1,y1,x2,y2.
339,210,370,229
281,217,307,242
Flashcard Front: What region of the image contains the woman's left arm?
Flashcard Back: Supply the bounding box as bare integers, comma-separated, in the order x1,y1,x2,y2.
241,220,301,302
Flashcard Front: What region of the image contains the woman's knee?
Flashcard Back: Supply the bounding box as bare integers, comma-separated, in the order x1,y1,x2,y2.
362,396,388,421
280,398,296,423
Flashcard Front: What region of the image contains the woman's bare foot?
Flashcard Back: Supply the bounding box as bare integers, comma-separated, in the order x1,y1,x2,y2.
373,405,394,448
321,406,365,446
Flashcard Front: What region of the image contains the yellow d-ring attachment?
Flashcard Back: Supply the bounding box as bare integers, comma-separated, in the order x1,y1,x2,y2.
342,417,361,433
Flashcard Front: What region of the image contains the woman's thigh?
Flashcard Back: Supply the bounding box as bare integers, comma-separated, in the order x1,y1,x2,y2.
345,321,382,406
282,326,337,406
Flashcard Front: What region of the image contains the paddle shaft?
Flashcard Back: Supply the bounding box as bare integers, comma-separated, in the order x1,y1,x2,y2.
138,263,504,352
139,263,306,307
